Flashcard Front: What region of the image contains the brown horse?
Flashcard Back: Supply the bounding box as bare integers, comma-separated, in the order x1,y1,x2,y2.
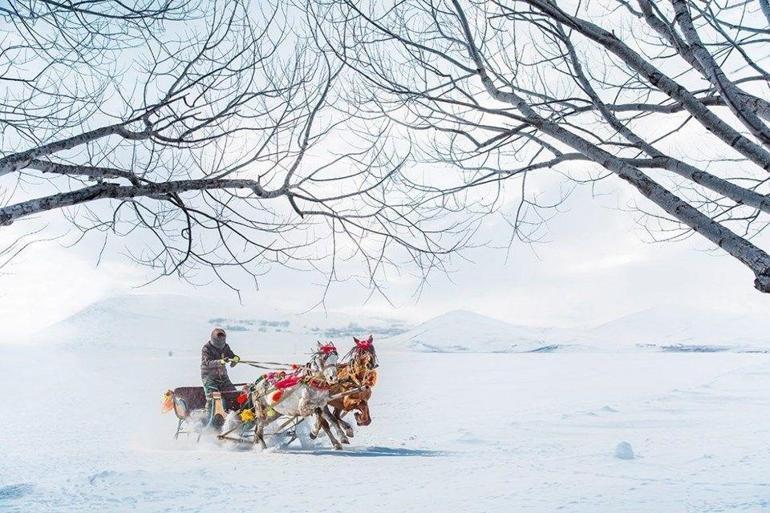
326,335,378,437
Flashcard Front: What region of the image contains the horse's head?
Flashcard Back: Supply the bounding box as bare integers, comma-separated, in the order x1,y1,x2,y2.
314,341,339,384
352,335,377,370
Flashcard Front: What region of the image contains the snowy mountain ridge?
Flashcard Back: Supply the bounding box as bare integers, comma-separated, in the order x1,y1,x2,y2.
24,294,770,353
27,293,410,355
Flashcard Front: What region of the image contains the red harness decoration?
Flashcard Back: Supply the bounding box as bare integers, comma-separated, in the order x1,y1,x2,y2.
354,335,374,350
355,341,373,351
275,375,302,390
319,343,337,354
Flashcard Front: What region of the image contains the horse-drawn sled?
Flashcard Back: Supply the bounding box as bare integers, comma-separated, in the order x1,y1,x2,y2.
162,336,378,450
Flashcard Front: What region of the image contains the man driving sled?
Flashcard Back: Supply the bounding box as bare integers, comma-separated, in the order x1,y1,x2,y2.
201,328,241,421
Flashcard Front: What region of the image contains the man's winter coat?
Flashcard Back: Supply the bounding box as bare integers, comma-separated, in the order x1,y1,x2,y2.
200,341,236,380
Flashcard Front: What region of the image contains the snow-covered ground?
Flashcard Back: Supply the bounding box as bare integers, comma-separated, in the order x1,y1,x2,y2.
3,294,770,511
2,342,770,512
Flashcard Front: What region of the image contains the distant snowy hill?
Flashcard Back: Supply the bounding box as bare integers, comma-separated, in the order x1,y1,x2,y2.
35,294,215,347
586,306,770,352
383,307,770,353
26,295,770,354
29,294,410,355
381,310,582,353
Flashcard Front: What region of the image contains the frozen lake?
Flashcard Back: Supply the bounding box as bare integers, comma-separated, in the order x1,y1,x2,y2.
2,349,769,512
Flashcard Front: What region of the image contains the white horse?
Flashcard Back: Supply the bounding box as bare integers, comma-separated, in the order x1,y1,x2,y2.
251,342,346,450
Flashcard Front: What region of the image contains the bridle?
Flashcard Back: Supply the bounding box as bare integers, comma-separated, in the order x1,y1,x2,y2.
313,343,337,364
311,343,339,384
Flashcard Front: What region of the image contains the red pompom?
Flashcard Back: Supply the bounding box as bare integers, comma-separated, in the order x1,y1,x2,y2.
236,392,248,405
355,336,374,350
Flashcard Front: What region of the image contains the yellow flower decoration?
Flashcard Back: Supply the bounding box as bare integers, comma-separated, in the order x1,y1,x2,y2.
240,409,256,422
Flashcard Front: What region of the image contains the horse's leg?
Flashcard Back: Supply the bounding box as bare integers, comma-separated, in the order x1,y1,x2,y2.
251,399,266,449
309,412,322,439
316,408,342,450
323,405,349,444
254,407,277,449
332,406,354,438
255,419,267,449
332,406,354,437
257,424,266,449
330,407,351,443
258,413,282,449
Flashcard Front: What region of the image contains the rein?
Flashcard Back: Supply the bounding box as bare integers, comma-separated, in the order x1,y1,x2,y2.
237,360,298,371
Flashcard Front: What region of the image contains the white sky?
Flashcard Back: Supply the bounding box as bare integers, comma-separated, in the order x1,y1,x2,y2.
2,174,768,339
2,2,768,337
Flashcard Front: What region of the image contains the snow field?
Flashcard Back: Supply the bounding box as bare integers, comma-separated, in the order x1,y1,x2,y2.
2,349,769,512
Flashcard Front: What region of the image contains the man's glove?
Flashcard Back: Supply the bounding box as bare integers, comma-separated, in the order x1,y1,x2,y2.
229,355,241,368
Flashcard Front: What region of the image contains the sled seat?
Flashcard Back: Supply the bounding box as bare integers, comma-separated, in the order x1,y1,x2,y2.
172,385,247,419
172,387,206,418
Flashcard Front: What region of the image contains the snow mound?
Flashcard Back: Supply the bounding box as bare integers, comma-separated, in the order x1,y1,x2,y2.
588,306,770,351
381,310,580,353
28,294,215,354
614,441,635,460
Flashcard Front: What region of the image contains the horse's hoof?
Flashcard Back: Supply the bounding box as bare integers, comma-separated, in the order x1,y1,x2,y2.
334,444,343,450
342,439,350,444
309,433,317,440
